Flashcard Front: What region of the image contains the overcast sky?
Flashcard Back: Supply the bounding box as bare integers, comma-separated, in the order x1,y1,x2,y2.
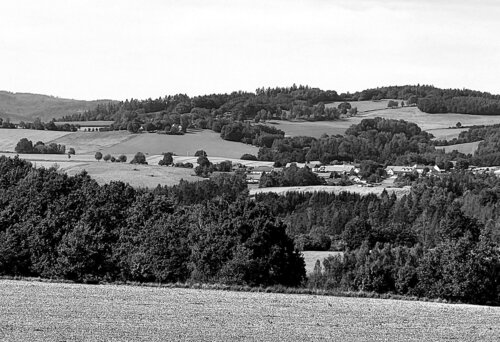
1,0,499,100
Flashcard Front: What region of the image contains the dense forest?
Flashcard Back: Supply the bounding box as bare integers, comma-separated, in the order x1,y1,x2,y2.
0,155,498,304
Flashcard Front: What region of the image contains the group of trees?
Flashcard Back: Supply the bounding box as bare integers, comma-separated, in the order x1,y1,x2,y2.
254,170,500,304
259,164,325,188
0,156,305,287
94,152,127,163
0,117,16,129
15,138,67,154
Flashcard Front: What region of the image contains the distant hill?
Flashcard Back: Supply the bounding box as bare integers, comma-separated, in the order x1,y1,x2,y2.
0,91,116,122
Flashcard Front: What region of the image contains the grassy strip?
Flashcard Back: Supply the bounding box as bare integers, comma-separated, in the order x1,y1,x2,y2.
0,275,457,305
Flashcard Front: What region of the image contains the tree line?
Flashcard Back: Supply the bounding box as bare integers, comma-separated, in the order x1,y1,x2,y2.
0,156,304,287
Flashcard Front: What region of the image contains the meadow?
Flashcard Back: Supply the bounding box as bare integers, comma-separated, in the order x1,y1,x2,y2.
439,141,482,155
1,279,498,342
0,129,70,151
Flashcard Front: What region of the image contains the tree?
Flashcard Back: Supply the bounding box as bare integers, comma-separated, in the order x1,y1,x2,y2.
95,152,103,162
118,155,127,163
194,150,207,157
130,152,147,164
15,138,33,153
127,122,140,133
159,152,174,166
103,154,111,162
456,122,462,128
241,154,257,161
68,148,76,155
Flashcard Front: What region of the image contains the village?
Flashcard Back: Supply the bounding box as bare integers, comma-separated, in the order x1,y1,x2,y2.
240,160,500,186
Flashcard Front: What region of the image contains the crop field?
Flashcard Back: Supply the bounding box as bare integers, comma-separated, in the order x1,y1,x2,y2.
0,129,70,151
302,251,343,274
250,185,411,198
1,280,499,342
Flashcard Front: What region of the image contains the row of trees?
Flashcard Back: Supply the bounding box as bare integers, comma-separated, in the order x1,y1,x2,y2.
15,138,68,154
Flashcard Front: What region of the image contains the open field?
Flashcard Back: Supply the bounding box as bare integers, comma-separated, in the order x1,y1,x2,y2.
267,105,500,139
1,280,499,341
438,141,482,155
62,162,203,187
48,131,134,154
0,129,70,151
103,130,259,158
55,120,114,127
302,251,343,274
250,185,411,198
326,99,397,113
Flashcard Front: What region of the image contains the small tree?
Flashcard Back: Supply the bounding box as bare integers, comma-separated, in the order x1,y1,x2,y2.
118,155,127,163
130,152,147,164
95,152,103,162
103,154,111,162
159,152,174,166
68,147,76,155
456,122,462,128
194,150,207,157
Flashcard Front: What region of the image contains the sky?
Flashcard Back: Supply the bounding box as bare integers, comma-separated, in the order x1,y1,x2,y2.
1,0,499,101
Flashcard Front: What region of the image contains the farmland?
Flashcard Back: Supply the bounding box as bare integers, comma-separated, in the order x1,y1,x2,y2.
0,129,70,151
1,280,498,342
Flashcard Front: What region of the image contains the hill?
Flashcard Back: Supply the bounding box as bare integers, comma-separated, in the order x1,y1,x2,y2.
0,91,116,122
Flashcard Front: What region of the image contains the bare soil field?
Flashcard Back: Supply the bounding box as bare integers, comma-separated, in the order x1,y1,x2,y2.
0,129,70,151
103,130,259,158
438,141,482,155
250,185,411,198
1,279,498,341
302,251,343,274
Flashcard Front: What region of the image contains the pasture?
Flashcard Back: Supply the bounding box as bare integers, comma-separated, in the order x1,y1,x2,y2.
1,280,499,341
250,185,411,198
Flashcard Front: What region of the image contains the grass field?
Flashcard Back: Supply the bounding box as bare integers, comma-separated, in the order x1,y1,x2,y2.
0,129,70,151
302,251,343,274
250,185,411,198
62,162,203,187
102,130,259,159
438,141,482,155
1,280,498,341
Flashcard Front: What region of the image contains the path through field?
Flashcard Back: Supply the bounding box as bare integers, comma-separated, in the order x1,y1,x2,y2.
1,280,498,341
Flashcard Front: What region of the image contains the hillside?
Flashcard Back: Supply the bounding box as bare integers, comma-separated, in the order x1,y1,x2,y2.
0,91,115,122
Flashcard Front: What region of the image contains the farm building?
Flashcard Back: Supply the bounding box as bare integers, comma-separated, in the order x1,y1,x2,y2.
385,166,414,176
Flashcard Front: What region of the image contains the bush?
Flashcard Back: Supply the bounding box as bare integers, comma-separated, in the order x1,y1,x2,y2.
241,154,258,161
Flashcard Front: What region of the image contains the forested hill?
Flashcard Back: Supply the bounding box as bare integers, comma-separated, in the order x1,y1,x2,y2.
0,91,115,122
58,84,500,123
346,85,500,115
